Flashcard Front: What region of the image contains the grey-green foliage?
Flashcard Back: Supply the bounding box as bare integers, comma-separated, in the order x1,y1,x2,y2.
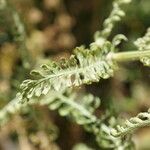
0,89,134,149
101,0,131,38
134,28,150,66
0,90,99,126
0,91,58,126
93,0,131,48
45,91,100,125
39,99,131,149
17,45,116,103
92,117,134,149
15,0,132,104
111,109,150,137
110,29,150,138
17,31,132,104
1,0,144,149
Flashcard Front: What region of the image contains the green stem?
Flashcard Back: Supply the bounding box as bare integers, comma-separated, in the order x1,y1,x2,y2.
0,0,31,69
108,50,150,62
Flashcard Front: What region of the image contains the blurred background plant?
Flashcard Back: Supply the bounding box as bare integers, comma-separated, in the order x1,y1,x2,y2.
0,0,150,150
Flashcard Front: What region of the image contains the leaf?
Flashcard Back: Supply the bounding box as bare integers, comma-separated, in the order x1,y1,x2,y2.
112,34,128,47
94,0,131,40
30,70,44,78
111,110,150,137
18,46,116,103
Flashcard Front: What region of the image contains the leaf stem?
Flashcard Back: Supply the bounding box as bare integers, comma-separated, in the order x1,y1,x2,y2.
107,50,150,62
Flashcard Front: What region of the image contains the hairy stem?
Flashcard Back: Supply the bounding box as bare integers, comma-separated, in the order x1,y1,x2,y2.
108,50,150,62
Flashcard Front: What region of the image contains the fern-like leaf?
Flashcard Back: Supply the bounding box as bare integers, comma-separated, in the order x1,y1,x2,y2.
0,90,100,126
17,46,116,103
93,0,131,48
0,90,134,149
111,109,150,137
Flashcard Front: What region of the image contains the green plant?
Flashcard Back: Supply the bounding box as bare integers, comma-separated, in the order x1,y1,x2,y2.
0,0,150,149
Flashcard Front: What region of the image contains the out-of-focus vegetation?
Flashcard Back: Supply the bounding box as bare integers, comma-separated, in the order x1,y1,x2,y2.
0,0,150,150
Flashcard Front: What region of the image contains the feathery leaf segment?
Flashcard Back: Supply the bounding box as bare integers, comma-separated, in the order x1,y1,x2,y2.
111,109,150,137
0,90,134,149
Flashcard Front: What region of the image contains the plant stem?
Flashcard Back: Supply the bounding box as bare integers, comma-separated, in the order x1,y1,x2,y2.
107,50,150,62
0,0,31,69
